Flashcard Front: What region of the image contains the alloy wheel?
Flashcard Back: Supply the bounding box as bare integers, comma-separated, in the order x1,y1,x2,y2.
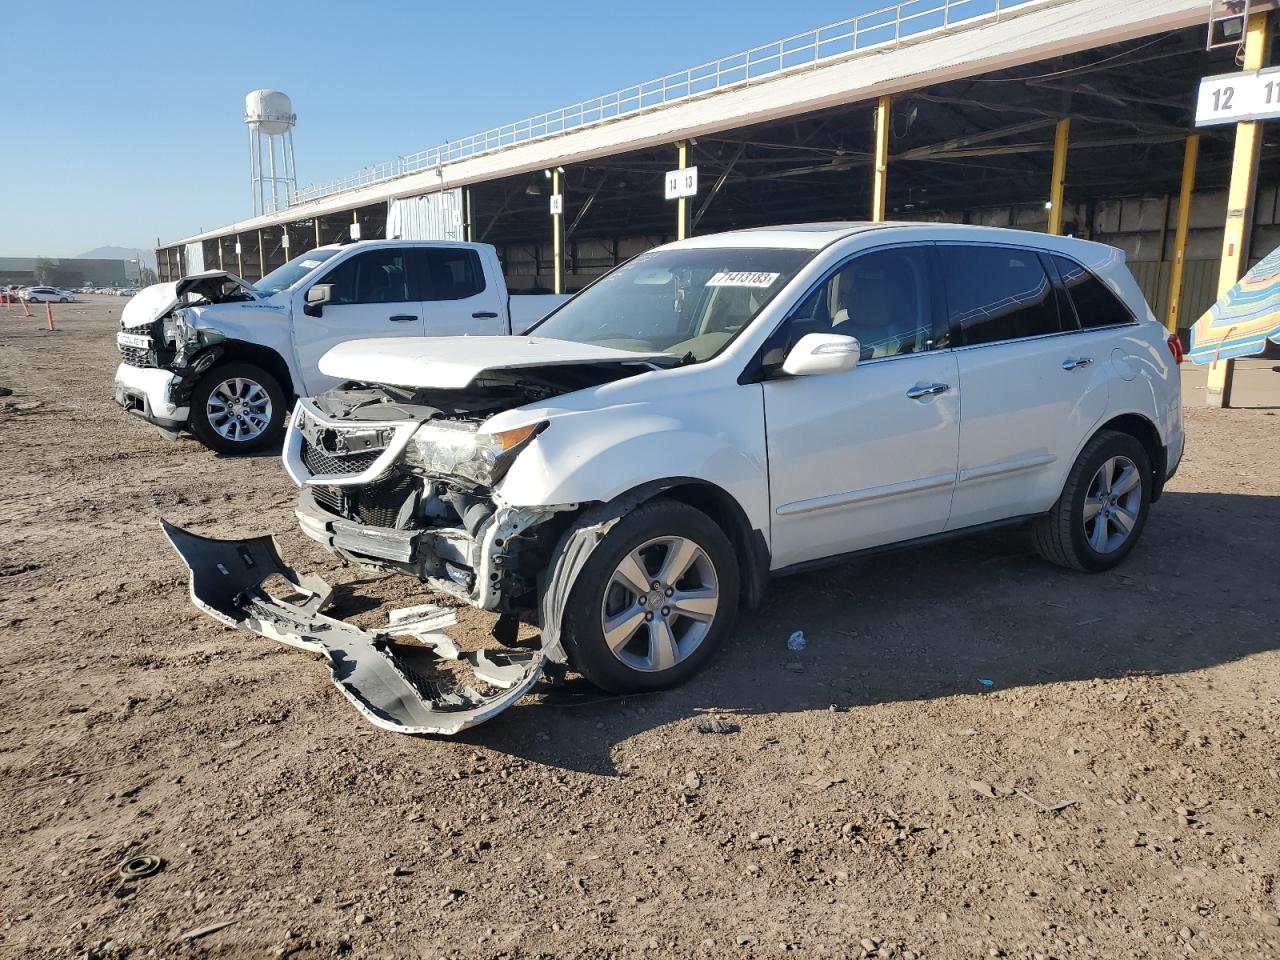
206,377,273,443
1083,455,1142,554
599,535,720,673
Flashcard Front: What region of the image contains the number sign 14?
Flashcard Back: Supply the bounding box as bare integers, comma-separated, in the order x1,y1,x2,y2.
664,166,699,200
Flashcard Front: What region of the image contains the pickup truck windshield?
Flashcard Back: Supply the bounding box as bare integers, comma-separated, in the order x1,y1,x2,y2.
254,249,341,296
529,247,813,362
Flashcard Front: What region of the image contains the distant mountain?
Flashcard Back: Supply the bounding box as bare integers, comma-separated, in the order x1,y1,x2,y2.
75,246,157,269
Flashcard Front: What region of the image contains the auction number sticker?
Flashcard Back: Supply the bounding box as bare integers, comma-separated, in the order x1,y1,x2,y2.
706,271,780,288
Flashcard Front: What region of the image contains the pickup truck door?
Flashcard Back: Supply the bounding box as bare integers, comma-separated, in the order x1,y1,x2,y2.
293,248,427,394
413,246,507,337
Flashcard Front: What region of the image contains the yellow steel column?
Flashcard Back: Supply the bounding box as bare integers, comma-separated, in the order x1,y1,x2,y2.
552,168,564,295
465,187,475,242
217,240,224,271
1208,11,1273,407
314,218,321,249
872,96,890,222
676,141,690,240
1048,118,1070,235
257,228,265,279
1166,134,1200,333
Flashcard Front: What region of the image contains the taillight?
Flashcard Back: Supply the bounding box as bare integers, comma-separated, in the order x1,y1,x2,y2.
1167,332,1184,365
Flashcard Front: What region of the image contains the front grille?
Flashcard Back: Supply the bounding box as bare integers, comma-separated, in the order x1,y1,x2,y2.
119,345,154,367
353,471,419,527
301,441,381,477
119,322,157,368
312,485,346,514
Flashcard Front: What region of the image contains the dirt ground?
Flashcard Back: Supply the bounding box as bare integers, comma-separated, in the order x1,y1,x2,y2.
1,297,1278,960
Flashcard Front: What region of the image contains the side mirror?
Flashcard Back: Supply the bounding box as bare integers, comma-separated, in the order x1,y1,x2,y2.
780,333,861,377
304,283,332,317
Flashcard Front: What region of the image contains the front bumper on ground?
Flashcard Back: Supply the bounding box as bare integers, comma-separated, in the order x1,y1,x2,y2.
113,362,188,438
161,519,545,736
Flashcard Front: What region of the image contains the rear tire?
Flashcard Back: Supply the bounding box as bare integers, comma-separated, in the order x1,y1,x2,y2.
188,362,286,455
560,498,740,693
1034,430,1152,572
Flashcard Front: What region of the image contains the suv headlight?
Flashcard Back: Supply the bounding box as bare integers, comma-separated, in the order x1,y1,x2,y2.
403,420,545,487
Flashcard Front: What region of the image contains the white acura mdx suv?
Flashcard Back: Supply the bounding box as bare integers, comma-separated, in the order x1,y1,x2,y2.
167,223,1184,734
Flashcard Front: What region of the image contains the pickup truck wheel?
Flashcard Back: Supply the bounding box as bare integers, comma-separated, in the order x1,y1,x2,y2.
189,362,286,455
560,498,739,693
1034,430,1152,573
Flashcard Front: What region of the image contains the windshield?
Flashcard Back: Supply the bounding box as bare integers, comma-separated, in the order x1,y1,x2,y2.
254,248,341,295
529,247,814,362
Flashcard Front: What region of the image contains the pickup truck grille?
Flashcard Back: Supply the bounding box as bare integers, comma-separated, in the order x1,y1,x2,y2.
118,323,157,368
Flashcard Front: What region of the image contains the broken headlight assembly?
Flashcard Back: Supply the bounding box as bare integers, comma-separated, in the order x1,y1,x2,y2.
402,420,546,487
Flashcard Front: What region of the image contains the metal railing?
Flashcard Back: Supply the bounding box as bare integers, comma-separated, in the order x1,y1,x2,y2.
292,0,1049,205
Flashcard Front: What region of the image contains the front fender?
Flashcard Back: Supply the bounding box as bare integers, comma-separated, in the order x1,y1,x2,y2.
497,402,771,545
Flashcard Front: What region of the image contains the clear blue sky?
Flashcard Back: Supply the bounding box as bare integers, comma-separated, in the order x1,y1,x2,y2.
1,0,889,257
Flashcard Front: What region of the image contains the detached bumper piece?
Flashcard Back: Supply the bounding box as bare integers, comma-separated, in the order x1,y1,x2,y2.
160,520,544,735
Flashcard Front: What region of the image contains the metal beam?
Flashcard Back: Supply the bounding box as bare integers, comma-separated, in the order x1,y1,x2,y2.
1207,10,1272,407
1166,134,1199,333
566,176,606,240
692,142,746,230
872,96,890,222
896,118,1057,160
552,167,564,294
676,141,691,240
1047,118,1070,234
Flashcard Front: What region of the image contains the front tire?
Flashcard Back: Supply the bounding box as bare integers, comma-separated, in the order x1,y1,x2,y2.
560,498,740,693
188,362,286,455
1034,430,1152,572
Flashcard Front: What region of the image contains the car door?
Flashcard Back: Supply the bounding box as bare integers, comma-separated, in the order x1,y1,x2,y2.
762,244,961,569
413,246,506,336
293,247,427,394
939,243,1109,528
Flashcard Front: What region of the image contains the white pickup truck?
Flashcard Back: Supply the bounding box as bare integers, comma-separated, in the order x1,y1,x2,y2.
113,239,568,453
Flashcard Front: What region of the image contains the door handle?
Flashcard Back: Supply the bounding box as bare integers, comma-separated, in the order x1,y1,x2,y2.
906,383,950,400
472,311,499,319
1062,356,1093,370
388,314,418,323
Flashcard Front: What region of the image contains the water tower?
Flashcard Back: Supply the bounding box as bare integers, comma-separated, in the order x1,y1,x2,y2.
245,89,298,216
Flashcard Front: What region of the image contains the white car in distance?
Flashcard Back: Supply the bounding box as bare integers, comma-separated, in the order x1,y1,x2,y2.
167,222,1184,734
23,286,73,303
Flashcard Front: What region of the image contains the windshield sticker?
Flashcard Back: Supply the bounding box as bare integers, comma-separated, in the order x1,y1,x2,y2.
706,271,781,288
299,259,323,269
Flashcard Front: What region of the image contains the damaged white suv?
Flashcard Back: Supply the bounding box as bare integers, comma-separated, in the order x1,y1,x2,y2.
166,223,1184,735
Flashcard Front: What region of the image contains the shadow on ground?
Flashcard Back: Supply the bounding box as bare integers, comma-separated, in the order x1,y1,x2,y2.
426,490,1280,774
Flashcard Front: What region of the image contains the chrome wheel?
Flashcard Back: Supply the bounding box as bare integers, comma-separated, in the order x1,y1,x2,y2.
206,377,273,443
599,535,720,673
1083,455,1142,554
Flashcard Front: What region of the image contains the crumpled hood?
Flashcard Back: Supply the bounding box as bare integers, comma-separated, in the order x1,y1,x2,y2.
120,281,181,328
118,271,259,329
319,336,667,390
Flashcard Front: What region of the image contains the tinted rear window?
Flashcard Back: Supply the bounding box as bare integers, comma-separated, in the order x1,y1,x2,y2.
939,245,1062,346
1053,255,1135,329
410,248,485,301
